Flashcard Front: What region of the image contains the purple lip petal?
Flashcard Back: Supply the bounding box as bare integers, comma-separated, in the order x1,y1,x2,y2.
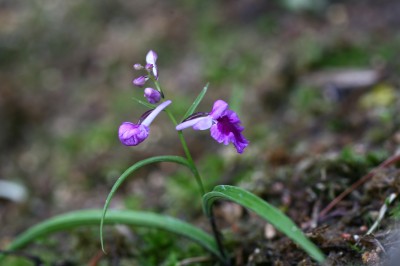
118,122,149,146
210,122,248,154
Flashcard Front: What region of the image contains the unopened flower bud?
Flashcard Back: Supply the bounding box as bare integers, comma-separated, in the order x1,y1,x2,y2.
133,64,143,70
145,63,153,70
133,76,148,87
144,88,161,104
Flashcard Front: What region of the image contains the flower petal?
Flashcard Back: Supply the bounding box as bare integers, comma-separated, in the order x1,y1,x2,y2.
210,110,249,153
153,67,158,79
141,100,171,127
176,116,213,131
118,122,149,146
209,100,228,119
146,50,157,65
192,116,213,130
146,50,158,79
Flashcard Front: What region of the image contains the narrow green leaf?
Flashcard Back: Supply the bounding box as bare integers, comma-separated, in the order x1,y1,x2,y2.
203,185,325,263
181,83,209,122
100,156,195,252
132,97,155,109
2,209,221,261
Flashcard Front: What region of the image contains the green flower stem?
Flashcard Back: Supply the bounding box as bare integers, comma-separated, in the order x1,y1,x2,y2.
165,109,205,196
153,79,205,196
164,108,228,265
156,80,228,264
152,78,164,98
178,132,206,196
209,214,229,265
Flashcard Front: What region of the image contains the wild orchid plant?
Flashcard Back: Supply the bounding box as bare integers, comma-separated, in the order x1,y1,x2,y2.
101,50,323,264
1,50,325,265
115,49,248,263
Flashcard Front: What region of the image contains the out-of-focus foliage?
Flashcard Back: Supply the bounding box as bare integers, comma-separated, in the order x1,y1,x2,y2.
2,0,400,264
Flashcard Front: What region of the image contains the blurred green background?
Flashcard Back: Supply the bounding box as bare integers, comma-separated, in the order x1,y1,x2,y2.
1,0,400,264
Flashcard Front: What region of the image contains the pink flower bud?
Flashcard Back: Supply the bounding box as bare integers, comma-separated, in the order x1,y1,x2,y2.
133,64,143,70
144,88,161,104
133,76,148,87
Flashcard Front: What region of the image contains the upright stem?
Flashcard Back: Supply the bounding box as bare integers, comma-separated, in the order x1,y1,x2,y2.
165,110,205,195
178,132,206,196
164,108,229,265
154,77,228,264
209,214,229,266
151,76,165,98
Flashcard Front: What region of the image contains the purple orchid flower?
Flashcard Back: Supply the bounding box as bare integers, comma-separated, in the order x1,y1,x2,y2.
144,87,161,104
119,100,171,146
176,100,249,153
146,50,158,80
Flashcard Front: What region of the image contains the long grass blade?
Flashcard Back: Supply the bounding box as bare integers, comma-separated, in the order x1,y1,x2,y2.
2,209,221,261
100,155,195,252
202,185,325,263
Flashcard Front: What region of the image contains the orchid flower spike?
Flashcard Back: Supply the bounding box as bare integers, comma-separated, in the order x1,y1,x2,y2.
132,50,158,87
119,100,171,146
176,100,249,154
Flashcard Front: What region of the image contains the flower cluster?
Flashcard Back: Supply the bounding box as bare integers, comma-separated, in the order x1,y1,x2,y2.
132,50,162,104
119,50,249,154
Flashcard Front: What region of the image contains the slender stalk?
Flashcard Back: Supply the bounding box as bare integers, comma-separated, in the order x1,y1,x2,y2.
209,215,229,266
164,107,228,265
165,109,205,195
154,77,228,264
151,76,165,98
